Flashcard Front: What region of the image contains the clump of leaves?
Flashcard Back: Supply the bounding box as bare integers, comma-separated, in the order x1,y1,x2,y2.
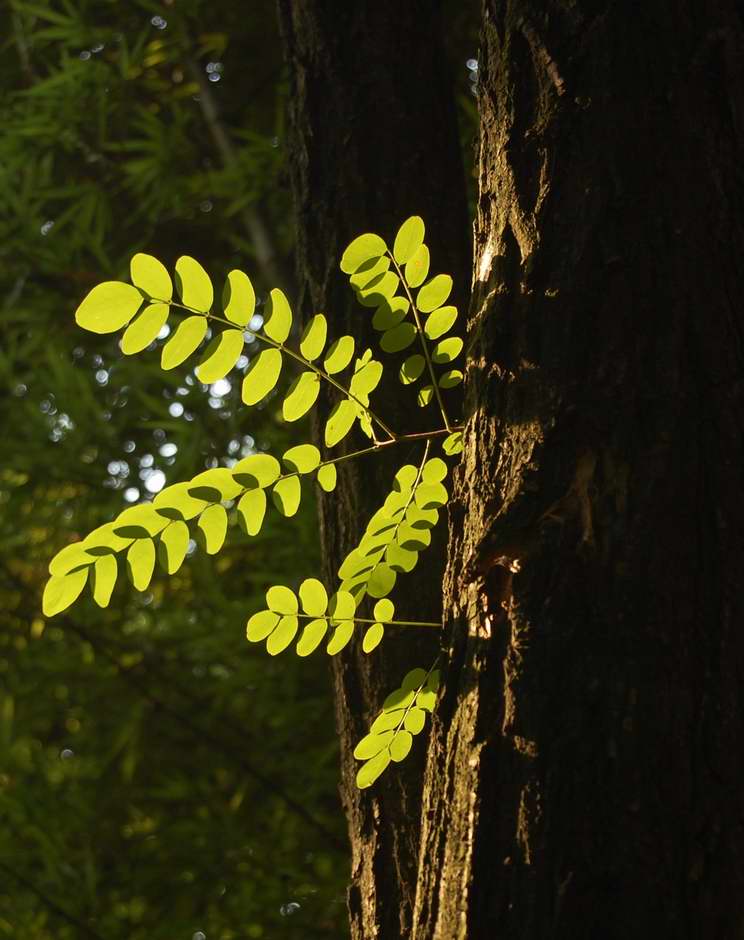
44,217,464,788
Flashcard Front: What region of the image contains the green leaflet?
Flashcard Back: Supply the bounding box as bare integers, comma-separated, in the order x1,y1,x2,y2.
43,568,88,617
349,357,383,397
381,322,416,353
75,281,143,334
325,400,357,448
130,253,172,301
92,554,117,608
299,578,327,616
195,329,244,383
126,539,155,591
417,385,434,407
374,598,394,621
267,616,299,656
154,482,209,521
299,313,327,361
422,458,448,483
442,431,463,456
367,563,396,598
350,255,390,290
399,354,425,385
356,271,399,308
49,542,94,577
175,256,213,312
246,610,280,642
266,585,298,614
113,504,170,538
417,274,453,313
232,453,281,489
340,233,387,274
223,269,255,326
237,489,267,536
158,521,190,574
393,216,425,265
439,369,464,388
263,288,292,342
372,296,409,332
356,751,391,789
404,244,430,288
161,315,208,370
189,468,243,501
197,504,228,554
326,621,354,655
404,709,426,734
121,303,169,355
431,337,463,365
296,619,328,657
316,464,337,492
282,444,321,474
323,336,355,374
424,305,458,340
272,476,302,517
282,371,320,422
362,622,384,653
241,348,282,405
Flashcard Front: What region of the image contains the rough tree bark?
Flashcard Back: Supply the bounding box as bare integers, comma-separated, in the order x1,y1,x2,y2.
414,3,744,939
277,2,471,937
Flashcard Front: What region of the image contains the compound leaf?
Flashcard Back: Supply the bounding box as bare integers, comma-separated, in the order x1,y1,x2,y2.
431,337,463,364
353,730,394,760
380,322,416,353
326,620,355,655
317,464,337,492
390,730,413,763
362,622,384,653
246,610,281,642
266,585,298,615
399,354,425,385
372,296,409,331
356,750,391,789
282,444,321,474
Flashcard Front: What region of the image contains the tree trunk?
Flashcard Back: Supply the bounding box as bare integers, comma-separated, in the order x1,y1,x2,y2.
277,2,471,937
414,3,744,938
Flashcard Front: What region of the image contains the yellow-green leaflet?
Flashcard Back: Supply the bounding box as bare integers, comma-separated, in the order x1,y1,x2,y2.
282,444,321,474
424,306,457,340
272,476,301,517
299,578,327,616
75,281,143,334
161,316,208,370
237,489,267,536
362,622,384,653
263,288,292,342
121,304,169,355
404,244,430,288
299,314,328,361
232,453,281,488
241,348,282,405
126,539,155,591
195,329,244,383
92,554,117,608
340,233,387,274
323,336,355,374
431,337,463,364
175,256,213,312
325,400,357,447
43,568,88,617
316,464,337,492
296,619,328,657
223,269,255,326
282,371,320,422
356,751,391,789
197,504,228,554
158,521,190,574
417,274,453,313
130,253,172,301
266,615,299,656
393,216,425,264
381,322,416,353
400,354,425,385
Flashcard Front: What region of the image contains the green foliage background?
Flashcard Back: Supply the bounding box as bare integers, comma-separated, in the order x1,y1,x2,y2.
0,1,478,936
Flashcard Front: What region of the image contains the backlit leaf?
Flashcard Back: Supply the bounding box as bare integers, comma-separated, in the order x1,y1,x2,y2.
161,315,208,370
158,521,189,574
49,542,93,577
415,482,448,509
263,288,292,342
424,305,457,340
402,668,427,691
350,255,390,290
121,303,169,355
383,687,415,711
404,244,430,288
422,458,448,483
189,468,243,501
296,618,328,657
442,431,464,455
126,539,155,591
130,253,172,301
356,750,391,788
113,504,169,538
372,296,409,331
241,348,282,405
373,598,395,622
417,385,434,407
329,590,356,623
323,336,355,374
326,620,355,655
390,730,413,762
299,578,327,617
272,476,302,517
371,710,403,732
431,337,463,364
83,524,133,555
393,216,425,265
299,313,327,361
246,610,281,642
439,369,464,388
153,483,208,521
175,256,213,312
266,585,298,615
266,615,299,656
282,444,321,474
385,542,418,572
404,709,426,735
75,281,143,334
367,563,396,598
399,354,425,385
350,357,382,397
195,329,244,383
356,271,399,308
325,400,357,447
317,464,337,492
417,274,453,313
232,453,281,489
362,622,384,653
223,269,255,326
380,322,416,353
353,730,394,760
43,569,88,617
237,489,267,536
340,233,387,274
282,371,320,422
92,554,117,608
197,504,228,554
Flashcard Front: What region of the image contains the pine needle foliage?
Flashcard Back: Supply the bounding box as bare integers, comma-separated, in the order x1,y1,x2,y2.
44,217,464,788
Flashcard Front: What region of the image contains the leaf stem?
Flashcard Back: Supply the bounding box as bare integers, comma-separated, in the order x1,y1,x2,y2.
387,253,452,433
291,613,440,627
